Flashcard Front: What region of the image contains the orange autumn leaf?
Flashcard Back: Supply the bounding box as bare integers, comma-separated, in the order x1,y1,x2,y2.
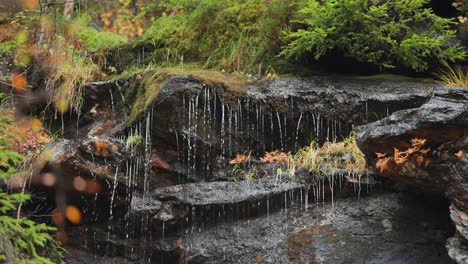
229,154,250,164
19,0,39,9
65,205,82,224
376,152,387,158
260,150,289,164
456,150,464,158
11,72,26,92
394,148,409,164
411,138,426,147
376,157,392,173
95,141,109,157
419,148,431,154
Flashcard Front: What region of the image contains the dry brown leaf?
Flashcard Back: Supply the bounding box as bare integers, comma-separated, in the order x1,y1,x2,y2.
411,138,426,147
95,141,109,157
376,157,392,173
394,148,408,164
419,148,431,154
376,152,387,158
229,154,250,164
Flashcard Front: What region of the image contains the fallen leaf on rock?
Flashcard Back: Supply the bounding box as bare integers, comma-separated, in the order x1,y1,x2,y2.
229,154,250,164
376,152,387,158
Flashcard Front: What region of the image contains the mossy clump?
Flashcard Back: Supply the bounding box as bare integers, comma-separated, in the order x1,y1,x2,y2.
77,27,128,51
124,66,251,122
294,133,367,178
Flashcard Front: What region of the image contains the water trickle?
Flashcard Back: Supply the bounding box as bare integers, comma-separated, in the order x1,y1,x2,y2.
276,112,284,150
221,103,226,156
109,166,119,221
294,112,303,151
116,81,126,103
267,197,270,219
109,87,115,112
143,109,152,198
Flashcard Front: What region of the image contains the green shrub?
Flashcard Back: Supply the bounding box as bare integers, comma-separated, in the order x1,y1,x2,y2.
0,94,63,263
281,0,466,72
143,0,297,73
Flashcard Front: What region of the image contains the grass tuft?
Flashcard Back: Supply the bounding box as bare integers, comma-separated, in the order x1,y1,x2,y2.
436,66,468,88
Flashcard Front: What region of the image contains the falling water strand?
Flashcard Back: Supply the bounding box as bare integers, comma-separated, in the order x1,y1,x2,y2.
143,109,152,198
294,112,303,151
221,103,225,156
193,95,199,174
187,97,192,176
329,176,334,209
109,87,115,112
276,112,284,150
109,166,120,221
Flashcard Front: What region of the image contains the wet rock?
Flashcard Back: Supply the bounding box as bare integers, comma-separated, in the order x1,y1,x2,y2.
130,196,162,213
150,177,305,206
44,137,128,184
128,176,308,233
72,193,454,263
449,205,468,264
150,149,170,171
69,74,452,183
146,75,451,181
356,88,468,263
448,236,468,264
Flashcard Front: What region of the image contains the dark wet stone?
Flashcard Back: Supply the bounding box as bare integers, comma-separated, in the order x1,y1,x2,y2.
356,88,468,263
146,75,453,181
150,177,305,206
68,193,454,264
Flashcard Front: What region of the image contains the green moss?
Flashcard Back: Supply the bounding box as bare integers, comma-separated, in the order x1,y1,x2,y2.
78,27,128,51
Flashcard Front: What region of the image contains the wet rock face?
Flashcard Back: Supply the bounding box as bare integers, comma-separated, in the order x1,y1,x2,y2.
35,74,459,262
356,89,468,263
36,137,131,222
66,193,454,264
147,75,447,181
45,137,128,185
128,176,309,234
